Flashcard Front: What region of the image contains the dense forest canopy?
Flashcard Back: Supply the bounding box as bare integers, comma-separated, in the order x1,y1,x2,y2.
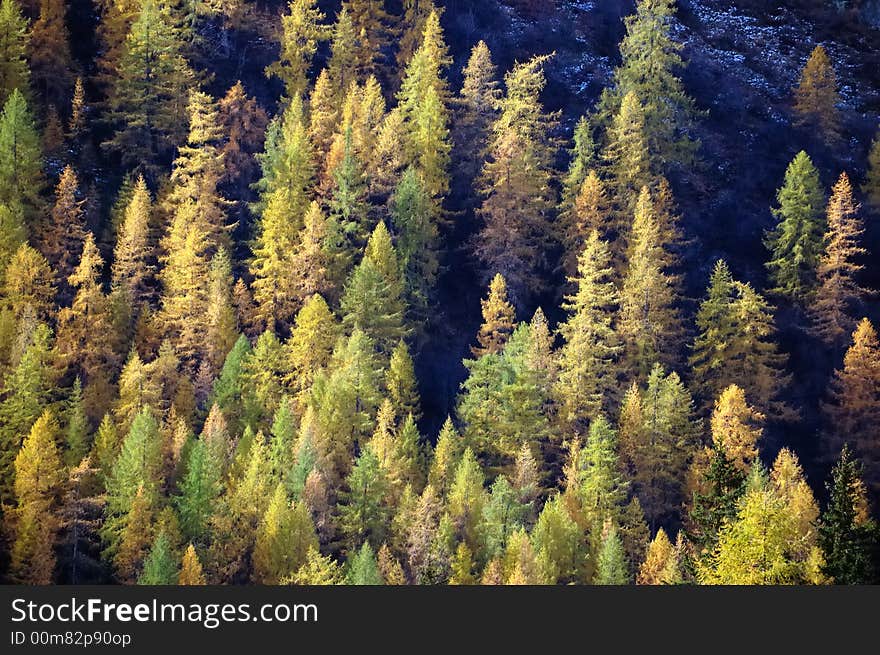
1,0,880,585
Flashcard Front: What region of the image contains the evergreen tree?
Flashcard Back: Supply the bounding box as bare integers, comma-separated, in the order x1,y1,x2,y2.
218,81,268,200
447,447,486,553
105,407,163,520
346,0,393,79
340,221,407,355
620,364,698,527
347,541,383,585
103,0,194,177
391,166,439,327
608,0,699,168
56,234,118,419
138,532,178,584
265,0,328,100
396,9,451,199
710,384,764,473
175,438,223,546
385,340,421,422
0,322,53,503
532,495,583,584
594,521,630,585
793,45,840,140
286,294,339,399
555,230,620,432
326,6,357,101
603,91,653,214
0,0,28,105
687,445,747,559
474,55,557,304
0,89,43,222
765,151,826,303
690,260,792,419
818,445,877,584
809,172,869,347
339,447,390,550
158,200,211,367
63,377,90,466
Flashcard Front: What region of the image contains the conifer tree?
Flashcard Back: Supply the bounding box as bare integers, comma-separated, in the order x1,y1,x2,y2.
0,89,43,222
532,495,583,584
690,260,791,419
3,244,54,323
865,131,880,210
286,294,339,399
793,45,840,140
823,318,880,493
175,437,223,547
347,540,383,585
765,151,826,303
340,221,407,355
253,485,318,584
0,0,28,106
560,116,598,225
391,166,439,326
455,40,501,197
69,76,86,137
106,407,163,523
427,417,461,497
620,364,698,527
346,0,393,79
326,6,357,101
472,273,516,357
555,230,620,431
609,0,699,168
594,521,630,585
710,384,763,473
256,93,315,218
178,543,206,584
340,448,390,550
475,55,557,304
138,532,178,584
56,234,117,416
0,322,53,502
104,0,194,177
818,445,877,584
40,165,86,288
290,546,344,585
113,485,153,583
165,90,231,251
617,186,682,379
158,200,211,367
218,81,268,200
289,201,333,306
208,436,271,583
10,410,63,583
28,0,73,108
111,175,154,312
447,447,486,553
385,340,421,422
265,0,328,101
637,527,681,584
603,91,653,213
809,172,869,347
63,378,90,466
